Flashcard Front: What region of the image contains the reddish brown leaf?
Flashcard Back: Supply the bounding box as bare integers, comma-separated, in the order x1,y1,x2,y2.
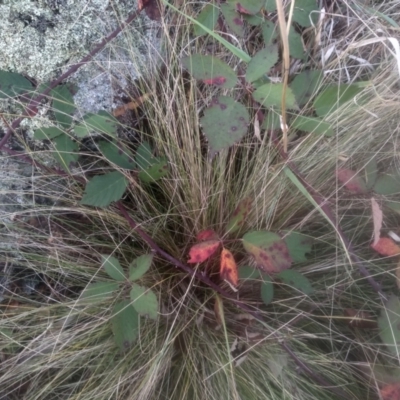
203,76,227,86
188,240,220,263
196,229,219,241
371,237,400,257
381,383,400,400
344,308,377,329
236,3,252,14
336,168,368,194
220,248,238,286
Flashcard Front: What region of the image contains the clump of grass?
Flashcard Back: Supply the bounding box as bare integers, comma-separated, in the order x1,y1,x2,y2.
1,1,400,399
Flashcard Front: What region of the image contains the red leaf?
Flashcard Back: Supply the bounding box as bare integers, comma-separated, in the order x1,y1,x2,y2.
203,76,227,86
336,168,367,194
236,3,252,14
220,248,238,286
371,237,400,257
197,229,219,241
188,240,220,263
381,383,400,400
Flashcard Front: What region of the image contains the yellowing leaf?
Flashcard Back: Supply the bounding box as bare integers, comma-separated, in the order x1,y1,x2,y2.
371,237,400,257
242,231,292,273
220,248,238,287
188,240,220,263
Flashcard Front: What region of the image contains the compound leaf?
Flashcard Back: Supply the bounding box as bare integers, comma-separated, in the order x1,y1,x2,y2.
129,254,153,281
138,159,168,183
33,126,64,140
221,3,245,37
101,255,126,281
261,20,278,45
226,197,252,235
374,174,400,195
230,0,264,15
239,265,259,280
80,171,128,208
292,0,319,27
111,301,139,352
130,283,158,320
290,69,323,107
80,282,119,303
291,115,333,136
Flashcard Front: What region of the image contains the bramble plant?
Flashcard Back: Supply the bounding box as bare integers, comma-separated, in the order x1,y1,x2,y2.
1,0,400,398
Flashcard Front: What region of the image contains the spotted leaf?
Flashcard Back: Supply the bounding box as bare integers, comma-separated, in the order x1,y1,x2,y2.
220,248,238,286
188,240,220,263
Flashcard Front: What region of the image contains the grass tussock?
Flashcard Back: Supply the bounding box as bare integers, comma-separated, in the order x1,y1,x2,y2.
1,1,400,399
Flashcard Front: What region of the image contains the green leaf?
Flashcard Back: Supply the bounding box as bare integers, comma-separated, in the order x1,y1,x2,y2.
246,45,279,83
221,3,245,37
374,174,400,195
101,255,126,281
51,84,75,128
277,270,314,295
242,231,292,273
292,0,319,27
288,27,306,60
135,141,154,170
200,96,250,159
243,13,264,26
51,133,78,171
74,111,118,138
229,0,264,15
252,83,298,110
284,231,312,263
81,282,119,303
290,69,323,107
194,3,219,36
260,274,274,305
364,157,378,189
130,283,158,320
291,115,333,136
265,0,277,12
313,84,364,117
386,201,400,214
0,70,33,99
378,296,400,356
111,301,139,351
80,171,128,207
33,126,64,140
261,20,278,45
138,160,169,183
182,54,238,89
129,254,154,281
98,140,136,170
239,265,260,280
226,197,252,235
261,112,281,130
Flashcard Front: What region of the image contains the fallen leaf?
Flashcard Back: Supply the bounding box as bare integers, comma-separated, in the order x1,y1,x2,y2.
196,229,219,241
381,382,400,400
220,248,238,286
188,240,220,263
112,93,150,117
336,168,368,194
371,237,400,257
371,197,383,246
